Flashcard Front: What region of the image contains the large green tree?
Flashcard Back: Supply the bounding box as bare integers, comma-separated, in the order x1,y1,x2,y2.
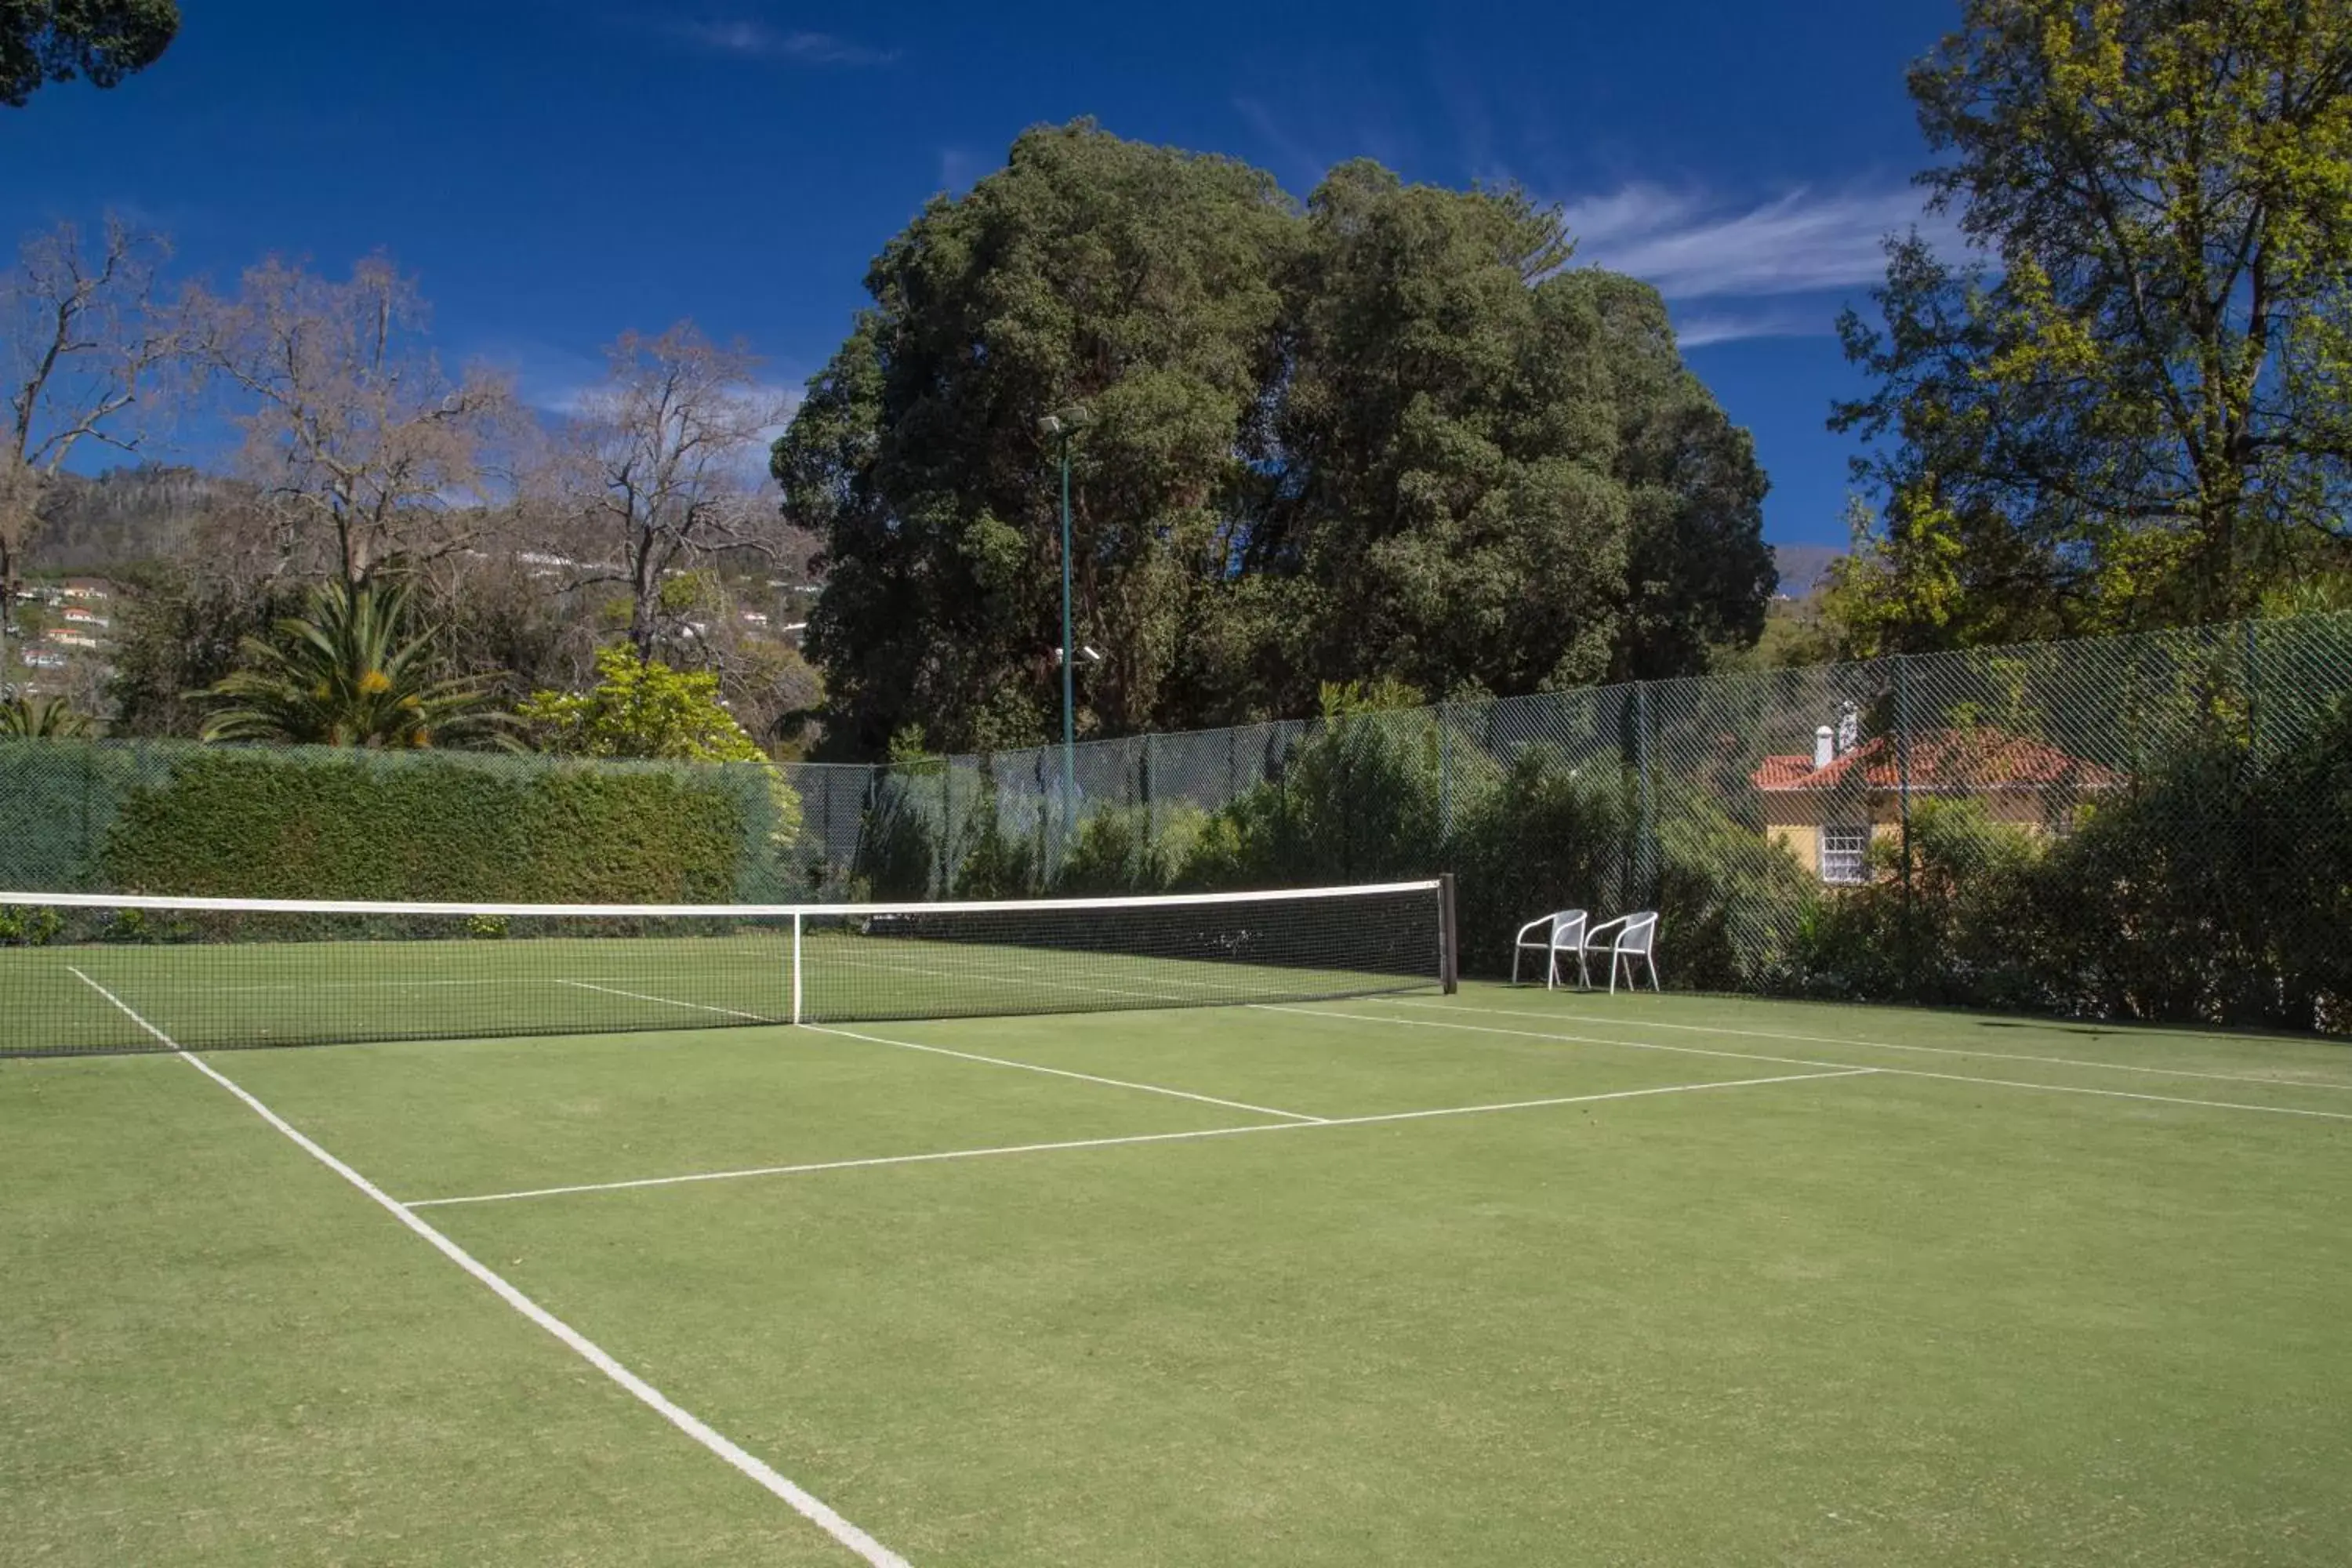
1830,0,2352,653
1247,174,1772,702
2,0,176,107
777,122,1298,756
1233,162,1629,706
777,122,1770,757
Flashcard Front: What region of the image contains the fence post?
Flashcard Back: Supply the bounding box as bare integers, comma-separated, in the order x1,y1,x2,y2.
940,764,954,900
1895,655,1916,999
2244,618,2259,757
1140,731,1155,889
79,739,96,885
1439,702,1454,846
1635,681,1654,909
1036,749,1051,880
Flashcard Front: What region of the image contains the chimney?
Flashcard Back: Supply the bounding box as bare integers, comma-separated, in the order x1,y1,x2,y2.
1813,726,1835,770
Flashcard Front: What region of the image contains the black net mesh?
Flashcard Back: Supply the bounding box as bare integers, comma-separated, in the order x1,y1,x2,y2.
800,886,1445,1025
0,884,1446,1055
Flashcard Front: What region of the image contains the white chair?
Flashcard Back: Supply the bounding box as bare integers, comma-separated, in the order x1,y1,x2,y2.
1583,911,1660,994
1512,909,1590,989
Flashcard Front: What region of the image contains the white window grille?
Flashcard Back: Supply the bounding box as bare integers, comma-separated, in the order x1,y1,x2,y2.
1820,825,1869,884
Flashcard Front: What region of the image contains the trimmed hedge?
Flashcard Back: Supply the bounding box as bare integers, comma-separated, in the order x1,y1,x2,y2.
0,741,165,891
101,749,759,903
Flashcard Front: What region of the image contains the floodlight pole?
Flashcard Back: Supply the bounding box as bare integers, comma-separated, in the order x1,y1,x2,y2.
1040,406,1090,844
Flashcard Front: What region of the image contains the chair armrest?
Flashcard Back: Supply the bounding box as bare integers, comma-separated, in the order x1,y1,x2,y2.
1582,913,1631,948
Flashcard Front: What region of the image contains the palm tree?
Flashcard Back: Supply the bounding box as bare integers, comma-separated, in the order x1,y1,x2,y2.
0,695,95,738
203,580,516,749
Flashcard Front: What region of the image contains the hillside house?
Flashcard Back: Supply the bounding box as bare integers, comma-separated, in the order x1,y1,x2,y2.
1753,723,2122,884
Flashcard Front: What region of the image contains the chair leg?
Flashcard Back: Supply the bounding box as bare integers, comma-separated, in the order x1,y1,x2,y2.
1646,953,1660,992
1607,951,1618,995
1512,948,1521,986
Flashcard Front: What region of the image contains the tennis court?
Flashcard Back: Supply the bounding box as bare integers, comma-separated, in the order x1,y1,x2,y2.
7,903,2352,1563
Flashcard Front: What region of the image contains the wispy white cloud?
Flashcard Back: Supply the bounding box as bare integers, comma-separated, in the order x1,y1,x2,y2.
1231,96,1417,196
469,338,604,416
1232,97,1333,194
1671,307,1838,349
1562,182,1954,301
674,20,895,67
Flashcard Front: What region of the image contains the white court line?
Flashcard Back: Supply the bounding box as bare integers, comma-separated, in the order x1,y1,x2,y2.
1269,1004,2352,1124
1395,997,2352,1094
184,975,750,995
803,1023,1328,1123
554,980,1326,1123
65,967,910,1568
407,1066,1878,1208
550,982,1336,1128
557,978,778,1021
834,953,1426,1012
829,955,1196,1007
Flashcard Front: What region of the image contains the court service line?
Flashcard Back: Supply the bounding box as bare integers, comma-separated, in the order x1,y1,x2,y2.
1389,998,2352,1094
64,967,912,1568
405,1066,1878,1208
554,980,1325,1123
801,1023,1329,1123
1269,1004,2352,1124
828,955,1196,1007
555,978,779,1021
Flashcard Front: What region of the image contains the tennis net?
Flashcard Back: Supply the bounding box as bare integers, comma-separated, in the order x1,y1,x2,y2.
0,880,1455,1054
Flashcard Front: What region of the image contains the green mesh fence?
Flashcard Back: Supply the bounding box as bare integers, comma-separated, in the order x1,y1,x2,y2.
8,612,2349,1032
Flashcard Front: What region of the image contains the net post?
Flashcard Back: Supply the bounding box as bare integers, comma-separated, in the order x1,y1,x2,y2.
1438,873,1459,995
790,912,804,1025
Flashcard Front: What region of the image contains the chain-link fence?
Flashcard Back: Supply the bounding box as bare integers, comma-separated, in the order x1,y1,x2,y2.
9,612,2350,1032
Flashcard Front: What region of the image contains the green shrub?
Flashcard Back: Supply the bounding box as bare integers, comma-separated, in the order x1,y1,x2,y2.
1173,706,1457,889
0,905,64,946
1650,779,1817,993
947,768,1041,899
1051,802,1209,895
2014,696,2352,1031
848,770,935,900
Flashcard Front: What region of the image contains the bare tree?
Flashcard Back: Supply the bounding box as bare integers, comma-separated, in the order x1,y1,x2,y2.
554,322,789,661
2,217,175,693
183,253,520,587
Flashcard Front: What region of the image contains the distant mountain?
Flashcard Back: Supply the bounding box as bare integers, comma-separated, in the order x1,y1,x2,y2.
25,466,253,575
1771,543,1843,597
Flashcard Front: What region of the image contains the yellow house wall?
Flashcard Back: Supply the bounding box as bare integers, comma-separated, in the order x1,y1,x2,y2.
1759,791,2071,884
1764,823,1819,875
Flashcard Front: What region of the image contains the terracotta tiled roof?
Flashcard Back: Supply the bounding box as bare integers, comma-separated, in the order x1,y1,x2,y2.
1751,728,2123,793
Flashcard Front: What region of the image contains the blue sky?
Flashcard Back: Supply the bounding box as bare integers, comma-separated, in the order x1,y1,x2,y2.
3,0,1964,547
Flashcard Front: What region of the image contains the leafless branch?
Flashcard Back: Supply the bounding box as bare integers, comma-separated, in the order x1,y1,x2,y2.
549,321,793,660
178,253,524,586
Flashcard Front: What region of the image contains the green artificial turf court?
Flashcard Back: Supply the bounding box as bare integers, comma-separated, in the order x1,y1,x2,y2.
6,979,2352,1565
